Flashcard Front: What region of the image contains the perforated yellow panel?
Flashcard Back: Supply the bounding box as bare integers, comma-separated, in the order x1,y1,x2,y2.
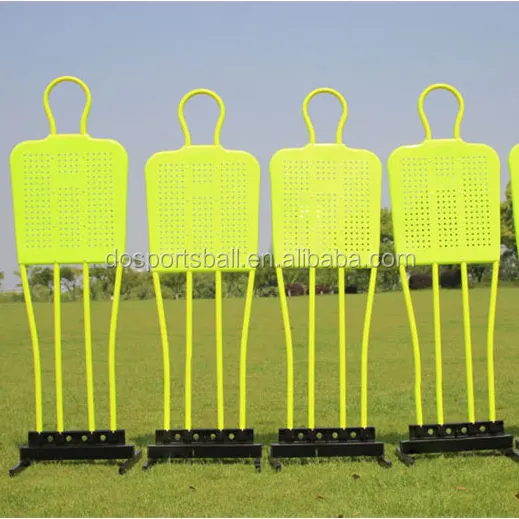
388,85,500,266
270,88,382,269
10,79,128,266
145,90,260,272
271,147,381,268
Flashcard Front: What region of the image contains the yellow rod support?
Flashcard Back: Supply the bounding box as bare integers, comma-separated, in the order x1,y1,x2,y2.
185,271,193,431
239,270,256,430
83,263,96,431
360,268,377,428
276,267,294,429
153,272,171,430
338,267,346,428
461,262,476,423
487,261,499,422
20,264,43,432
54,263,64,432
108,264,123,431
308,267,316,429
400,264,423,425
215,271,224,430
432,263,444,425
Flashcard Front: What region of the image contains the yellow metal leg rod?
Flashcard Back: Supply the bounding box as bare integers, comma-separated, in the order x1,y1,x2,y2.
338,267,346,429
308,267,316,430
153,272,171,430
83,263,96,431
361,268,377,428
109,264,123,431
432,263,444,425
487,261,499,422
54,264,64,432
185,271,193,431
20,264,43,432
215,271,224,430
276,267,294,429
240,270,256,430
461,262,476,423
400,264,423,425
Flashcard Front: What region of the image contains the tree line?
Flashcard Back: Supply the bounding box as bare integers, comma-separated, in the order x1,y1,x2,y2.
1,185,518,302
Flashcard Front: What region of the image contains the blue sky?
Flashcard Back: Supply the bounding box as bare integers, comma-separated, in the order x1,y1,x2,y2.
1,2,519,289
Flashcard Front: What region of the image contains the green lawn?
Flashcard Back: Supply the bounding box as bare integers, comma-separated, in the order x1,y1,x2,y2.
2,287,519,517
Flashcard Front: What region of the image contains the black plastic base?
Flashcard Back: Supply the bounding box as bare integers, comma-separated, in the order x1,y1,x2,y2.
269,427,391,470
9,429,142,476
144,428,262,471
396,420,519,466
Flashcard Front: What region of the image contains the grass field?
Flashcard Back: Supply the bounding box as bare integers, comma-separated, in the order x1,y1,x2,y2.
2,287,519,517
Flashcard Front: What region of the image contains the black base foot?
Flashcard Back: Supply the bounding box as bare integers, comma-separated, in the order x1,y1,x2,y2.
395,446,415,466
377,454,392,468
269,427,388,469
503,440,519,462
269,456,282,472
118,449,142,474
145,428,262,470
8,459,31,477
397,420,516,466
9,429,140,476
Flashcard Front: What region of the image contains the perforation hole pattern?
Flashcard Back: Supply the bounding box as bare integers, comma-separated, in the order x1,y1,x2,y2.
462,156,492,248
17,148,121,260
191,195,215,252
401,158,432,251
398,153,495,255
157,163,187,255
58,186,81,248
85,152,115,249
282,160,311,254
434,157,459,248
22,153,52,250
220,161,248,253
343,159,371,254
151,157,256,261
280,158,376,258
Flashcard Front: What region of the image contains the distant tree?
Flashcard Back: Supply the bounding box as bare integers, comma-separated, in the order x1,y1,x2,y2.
376,207,400,291
161,272,186,299
90,265,117,300
0,271,4,290
380,207,394,245
60,266,81,301
30,267,54,301
255,263,277,297
223,272,248,297
501,182,515,251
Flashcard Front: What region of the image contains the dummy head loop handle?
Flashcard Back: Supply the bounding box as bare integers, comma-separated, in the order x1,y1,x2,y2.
43,76,91,135
418,83,465,140
178,89,226,146
302,88,348,144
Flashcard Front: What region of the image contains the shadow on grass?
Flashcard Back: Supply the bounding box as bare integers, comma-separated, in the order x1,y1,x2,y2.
143,458,259,468
376,430,407,445
133,433,155,448
255,431,278,446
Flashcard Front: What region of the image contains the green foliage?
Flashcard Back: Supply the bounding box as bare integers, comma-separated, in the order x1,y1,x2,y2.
501,182,515,251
